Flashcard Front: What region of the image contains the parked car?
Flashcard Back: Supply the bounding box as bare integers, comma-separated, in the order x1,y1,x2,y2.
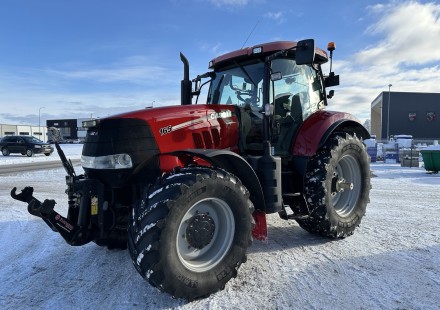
0,136,54,157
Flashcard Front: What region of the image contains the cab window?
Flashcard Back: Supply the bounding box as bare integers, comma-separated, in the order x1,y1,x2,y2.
208,61,264,112
271,59,322,121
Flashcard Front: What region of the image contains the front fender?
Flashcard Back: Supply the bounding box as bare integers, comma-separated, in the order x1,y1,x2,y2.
166,149,266,213
292,110,369,157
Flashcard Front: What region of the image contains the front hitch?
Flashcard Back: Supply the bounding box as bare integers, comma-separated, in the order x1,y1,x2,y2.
11,186,92,246
10,129,93,245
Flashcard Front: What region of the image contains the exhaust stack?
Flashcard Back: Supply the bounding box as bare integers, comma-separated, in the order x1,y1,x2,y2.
180,52,192,105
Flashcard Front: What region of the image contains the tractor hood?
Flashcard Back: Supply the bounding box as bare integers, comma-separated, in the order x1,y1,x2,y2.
81,104,239,187
106,104,239,153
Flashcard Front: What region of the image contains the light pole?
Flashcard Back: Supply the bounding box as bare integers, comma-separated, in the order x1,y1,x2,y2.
386,84,392,140
39,107,45,141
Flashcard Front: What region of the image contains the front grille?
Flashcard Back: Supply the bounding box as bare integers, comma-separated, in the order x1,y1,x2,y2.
192,129,221,149
211,128,220,147
82,118,160,187
192,133,204,148
202,131,213,148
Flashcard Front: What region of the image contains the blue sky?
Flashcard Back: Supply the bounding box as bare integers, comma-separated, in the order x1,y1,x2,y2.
0,0,439,125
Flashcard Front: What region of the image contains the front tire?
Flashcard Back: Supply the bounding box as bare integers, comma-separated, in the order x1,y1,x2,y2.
26,149,33,157
128,166,253,300
297,133,371,238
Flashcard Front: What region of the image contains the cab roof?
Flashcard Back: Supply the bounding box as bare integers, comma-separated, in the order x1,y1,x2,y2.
209,41,328,70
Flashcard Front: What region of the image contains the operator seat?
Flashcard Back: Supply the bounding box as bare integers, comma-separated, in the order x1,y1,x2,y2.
274,93,291,118
275,94,302,154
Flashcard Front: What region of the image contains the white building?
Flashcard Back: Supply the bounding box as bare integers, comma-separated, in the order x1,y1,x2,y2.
0,124,48,142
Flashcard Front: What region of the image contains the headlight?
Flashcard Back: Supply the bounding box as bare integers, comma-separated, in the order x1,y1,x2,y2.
34,145,42,148
81,154,133,169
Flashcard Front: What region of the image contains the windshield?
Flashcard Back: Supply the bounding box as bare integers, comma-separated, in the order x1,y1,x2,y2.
208,61,265,110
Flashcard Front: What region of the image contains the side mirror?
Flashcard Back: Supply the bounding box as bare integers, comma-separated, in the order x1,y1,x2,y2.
325,72,340,87
295,39,315,65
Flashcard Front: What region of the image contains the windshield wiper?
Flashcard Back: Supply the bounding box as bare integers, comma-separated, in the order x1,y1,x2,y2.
233,61,257,87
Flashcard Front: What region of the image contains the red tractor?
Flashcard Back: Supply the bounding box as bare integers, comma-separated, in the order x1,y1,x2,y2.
11,39,371,300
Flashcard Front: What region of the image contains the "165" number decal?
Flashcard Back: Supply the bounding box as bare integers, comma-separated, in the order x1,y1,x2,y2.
159,125,172,136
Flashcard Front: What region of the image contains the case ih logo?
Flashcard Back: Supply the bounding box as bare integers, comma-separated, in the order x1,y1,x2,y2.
210,110,232,119
408,113,417,121
426,112,436,122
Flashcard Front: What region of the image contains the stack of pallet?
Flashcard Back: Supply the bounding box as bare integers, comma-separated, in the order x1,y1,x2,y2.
400,148,419,168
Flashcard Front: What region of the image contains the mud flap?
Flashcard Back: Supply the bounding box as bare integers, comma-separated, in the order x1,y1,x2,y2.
252,210,268,242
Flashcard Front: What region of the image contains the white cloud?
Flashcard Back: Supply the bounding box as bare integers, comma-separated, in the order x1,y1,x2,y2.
0,89,181,125
265,11,285,24
38,55,181,86
199,42,222,55
357,1,440,66
46,65,173,85
209,0,249,8
324,1,440,123
0,56,183,125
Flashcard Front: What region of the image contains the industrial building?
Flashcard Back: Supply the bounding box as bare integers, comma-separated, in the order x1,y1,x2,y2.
0,124,47,142
371,91,440,141
46,118,89,142
0,118,89,143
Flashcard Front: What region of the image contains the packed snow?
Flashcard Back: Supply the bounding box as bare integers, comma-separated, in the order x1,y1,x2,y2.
0,145,439,309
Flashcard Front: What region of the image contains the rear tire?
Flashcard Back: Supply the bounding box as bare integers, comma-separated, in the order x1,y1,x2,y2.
2,148,9,156
128,166,253,300
297,133,371,238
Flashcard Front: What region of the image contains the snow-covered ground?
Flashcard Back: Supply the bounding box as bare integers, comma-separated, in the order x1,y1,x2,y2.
0,146,439,309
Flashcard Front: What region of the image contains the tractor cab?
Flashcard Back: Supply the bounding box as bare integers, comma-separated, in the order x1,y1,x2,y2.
205,40,336,156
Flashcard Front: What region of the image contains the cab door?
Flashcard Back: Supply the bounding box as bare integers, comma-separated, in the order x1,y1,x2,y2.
208,61,265,155
270,59,323,155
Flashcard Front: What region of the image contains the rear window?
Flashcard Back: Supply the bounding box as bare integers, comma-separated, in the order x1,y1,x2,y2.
1,137,14,142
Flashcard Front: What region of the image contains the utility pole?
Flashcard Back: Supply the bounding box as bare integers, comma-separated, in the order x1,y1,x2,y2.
386,84,392,140
39,107,45,141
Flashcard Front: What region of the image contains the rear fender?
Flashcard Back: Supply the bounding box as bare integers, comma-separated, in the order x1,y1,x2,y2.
292,110,370,157
290,111,370,194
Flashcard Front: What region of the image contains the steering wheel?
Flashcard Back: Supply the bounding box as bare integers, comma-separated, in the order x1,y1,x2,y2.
236,90,260,107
